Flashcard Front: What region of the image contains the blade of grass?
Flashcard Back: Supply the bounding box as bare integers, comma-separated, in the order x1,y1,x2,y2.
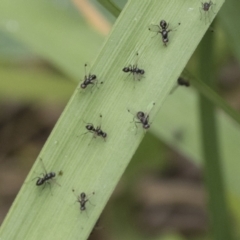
0,65,74,103
219,0,240,61
1,0,237,125
182,69,240,126
0,0,104,79
97,0,121,17
0,31,32,59
0,0,225,239
151,81,240,197
199,27,233,239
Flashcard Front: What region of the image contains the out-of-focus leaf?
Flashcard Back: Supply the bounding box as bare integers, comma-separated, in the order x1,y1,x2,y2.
0,0,104,79
0,66,74,103
0,0,225,239
152,88,240,198
0,31,32,58
219,0,240,61
96,0,121,17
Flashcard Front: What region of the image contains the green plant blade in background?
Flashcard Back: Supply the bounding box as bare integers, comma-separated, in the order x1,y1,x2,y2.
97,0,121,17
219,0,240,62
0,0,225,239
152,88,240,196
0,0,104,79
199,29,233,239
0,65,75,103
182,69,240,126
150,0,240,203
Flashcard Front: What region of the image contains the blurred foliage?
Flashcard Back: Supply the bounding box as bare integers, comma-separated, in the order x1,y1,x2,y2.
0,0,240,240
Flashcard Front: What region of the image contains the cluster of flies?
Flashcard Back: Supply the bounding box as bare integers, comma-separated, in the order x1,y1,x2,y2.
31,1,215,215
78,1,215,89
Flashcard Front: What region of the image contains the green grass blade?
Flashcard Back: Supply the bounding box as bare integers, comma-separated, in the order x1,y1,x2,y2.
97,0,121,17
152,83,240,197
199,30,233,239
182,69,240,126
219,0,240,61
0,0,104,79
0,0,225,239
0,65,74,103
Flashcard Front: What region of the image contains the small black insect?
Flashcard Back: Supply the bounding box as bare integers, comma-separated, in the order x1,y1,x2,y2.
34,158,60,191
122,65,145,76
82,115,107,141
72,189,95,212
122,52,145,81
128,102,155,131
149,20,180,46
136,111,150,129
79,64,102,89
178,77,190,87
36,171,55,186
200,1,216,23
170,77,190,94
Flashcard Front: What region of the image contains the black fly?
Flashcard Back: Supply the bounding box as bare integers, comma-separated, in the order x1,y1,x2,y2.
79,64,102,89
72,189,95,213
128,102,155,132
149,20,180,46
135,111,151,129
81,115,107,142
200,1,216,23
122,53,145,81
33,158,60,192
170,77,190,94
178,77,190,87
36,171,55,186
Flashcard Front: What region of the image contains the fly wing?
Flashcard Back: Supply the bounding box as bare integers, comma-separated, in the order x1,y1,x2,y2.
127,107,137,118
146,101,155,113
96,114,103,130
145,101,155,121
84,62,92,77
39,158,48,174
127,108,138,132
148,24,161,33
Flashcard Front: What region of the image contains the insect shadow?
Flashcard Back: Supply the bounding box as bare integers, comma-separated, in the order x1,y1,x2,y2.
149,20,180,46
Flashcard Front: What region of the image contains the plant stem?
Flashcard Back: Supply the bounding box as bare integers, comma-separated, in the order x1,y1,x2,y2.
199,25,234,239
182,69,240,126
97,0,121,17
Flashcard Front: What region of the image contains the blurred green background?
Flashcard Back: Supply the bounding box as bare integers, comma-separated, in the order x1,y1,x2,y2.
1,0,240,239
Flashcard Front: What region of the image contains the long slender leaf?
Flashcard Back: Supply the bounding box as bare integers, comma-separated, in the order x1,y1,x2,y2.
199,29,233,240
97,0,121,17
152,86,240,197
0,66,74,102
0,0,225,239
182,69,240,126
219,0,240,61
0,0,104,79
